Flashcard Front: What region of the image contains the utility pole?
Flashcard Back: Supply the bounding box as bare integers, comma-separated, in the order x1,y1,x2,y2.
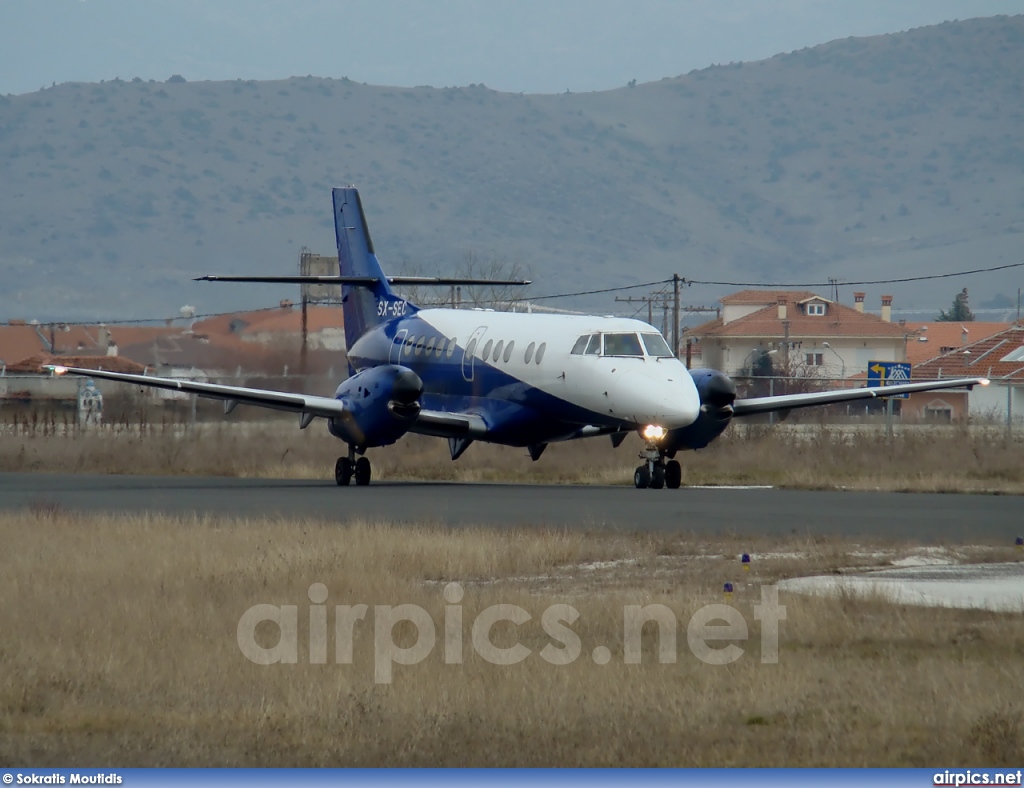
672,274,680,358
300,294,308,376
615,294,671,328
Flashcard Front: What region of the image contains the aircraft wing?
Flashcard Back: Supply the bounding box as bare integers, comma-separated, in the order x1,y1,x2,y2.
49,365,492,436
50,366,351,418
732,377,989,417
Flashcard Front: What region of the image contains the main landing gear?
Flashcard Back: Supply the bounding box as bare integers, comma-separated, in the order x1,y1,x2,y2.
335,445,371,486
634,439,682,490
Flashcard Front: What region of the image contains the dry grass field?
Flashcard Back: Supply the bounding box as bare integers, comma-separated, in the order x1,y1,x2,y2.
2,415,1024,492
1,509,1022,767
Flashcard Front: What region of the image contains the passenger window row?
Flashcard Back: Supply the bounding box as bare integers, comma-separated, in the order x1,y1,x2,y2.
400,334,547,365
468,338,547,365
401,334,458,359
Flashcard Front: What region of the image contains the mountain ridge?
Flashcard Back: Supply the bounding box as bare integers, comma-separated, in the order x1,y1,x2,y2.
1,14,1022,321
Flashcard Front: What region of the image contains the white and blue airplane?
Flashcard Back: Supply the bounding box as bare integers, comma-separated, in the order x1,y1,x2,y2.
54,187,989,489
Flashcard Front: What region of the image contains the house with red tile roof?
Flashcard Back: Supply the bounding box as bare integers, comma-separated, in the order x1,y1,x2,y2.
903,321,1010,366
906,324,1024,422
191,304,345,351
1,303,346,377
687,290,912,379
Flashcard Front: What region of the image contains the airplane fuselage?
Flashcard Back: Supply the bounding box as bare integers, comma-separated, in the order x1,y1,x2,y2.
345,307,702,447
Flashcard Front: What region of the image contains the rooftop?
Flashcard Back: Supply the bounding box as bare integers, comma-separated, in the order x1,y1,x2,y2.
691,292,910,339
914,325,1024,381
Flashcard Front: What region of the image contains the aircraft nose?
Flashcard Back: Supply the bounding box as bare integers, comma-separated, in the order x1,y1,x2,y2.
613,370,699,428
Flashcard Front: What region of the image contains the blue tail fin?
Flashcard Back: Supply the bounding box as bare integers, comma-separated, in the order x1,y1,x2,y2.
333,187,416,348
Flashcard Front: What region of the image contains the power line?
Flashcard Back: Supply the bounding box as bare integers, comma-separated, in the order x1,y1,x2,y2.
681,261,1024,289
527,278,673,302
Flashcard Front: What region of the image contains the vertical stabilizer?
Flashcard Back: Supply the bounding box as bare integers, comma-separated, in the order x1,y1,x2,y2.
333,187,414,349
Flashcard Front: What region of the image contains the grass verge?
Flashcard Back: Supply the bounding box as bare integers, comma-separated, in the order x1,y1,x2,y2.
1,510,1022,766
2,419,1024,492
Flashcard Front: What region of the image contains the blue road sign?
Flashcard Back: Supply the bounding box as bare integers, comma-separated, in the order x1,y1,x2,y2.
867,361,911,398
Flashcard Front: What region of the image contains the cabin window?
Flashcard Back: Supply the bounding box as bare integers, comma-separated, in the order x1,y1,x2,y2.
603,333,644,357
481,339,493,360
446,338,456,359
641,333,673,358
585,334,601,355
806,303,826,316
503,341,515,363
415,338,425,356
525,342,536,363
466,338,478,359
535,342,547,364
493,340,504,362
571,335,589,355
425,337,436,355
405,336,416,356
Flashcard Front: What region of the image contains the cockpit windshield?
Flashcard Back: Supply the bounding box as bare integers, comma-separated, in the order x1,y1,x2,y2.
571,331,671,359
602,333,644,357
641,333,674,357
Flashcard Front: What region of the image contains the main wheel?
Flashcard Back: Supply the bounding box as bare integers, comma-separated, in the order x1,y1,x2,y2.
650,464,665,489
335,457,353,486
633,465,651,489
665,460,682,490
354,456,372,486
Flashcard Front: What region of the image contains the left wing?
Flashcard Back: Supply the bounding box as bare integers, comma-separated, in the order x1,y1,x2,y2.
49,365,491,438
732,377,988,417
50,365,350,418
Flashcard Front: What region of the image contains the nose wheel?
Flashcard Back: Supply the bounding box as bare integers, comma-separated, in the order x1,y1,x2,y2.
336,446,372,486
634,440,682,490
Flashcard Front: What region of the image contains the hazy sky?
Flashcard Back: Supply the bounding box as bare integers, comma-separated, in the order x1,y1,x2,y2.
2,0,1022,96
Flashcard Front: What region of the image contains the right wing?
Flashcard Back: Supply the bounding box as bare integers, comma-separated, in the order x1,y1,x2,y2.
732,377,989,417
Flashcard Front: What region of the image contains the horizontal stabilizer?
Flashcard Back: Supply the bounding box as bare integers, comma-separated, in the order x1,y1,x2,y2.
195,275,531,286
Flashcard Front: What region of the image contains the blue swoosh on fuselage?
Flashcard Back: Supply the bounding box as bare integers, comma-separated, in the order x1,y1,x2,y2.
346,316,628,446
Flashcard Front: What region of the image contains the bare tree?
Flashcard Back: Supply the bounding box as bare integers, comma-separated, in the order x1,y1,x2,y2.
393,250,531,311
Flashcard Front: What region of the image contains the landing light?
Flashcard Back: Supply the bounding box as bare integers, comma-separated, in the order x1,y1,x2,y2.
48,365,68,376
642,424,666,441
980,378,990,386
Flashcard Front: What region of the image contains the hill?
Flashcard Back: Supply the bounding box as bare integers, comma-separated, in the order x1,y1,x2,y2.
1,15,1022,321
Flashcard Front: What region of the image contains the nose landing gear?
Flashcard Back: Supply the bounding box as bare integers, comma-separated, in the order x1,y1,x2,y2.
634,439,682,490
335,445,372,486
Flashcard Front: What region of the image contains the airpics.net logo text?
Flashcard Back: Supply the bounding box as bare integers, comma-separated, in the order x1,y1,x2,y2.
933,771,1023,786
236,583,787,683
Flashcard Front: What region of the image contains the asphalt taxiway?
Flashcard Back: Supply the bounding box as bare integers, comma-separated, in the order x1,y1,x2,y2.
0,472,1020,542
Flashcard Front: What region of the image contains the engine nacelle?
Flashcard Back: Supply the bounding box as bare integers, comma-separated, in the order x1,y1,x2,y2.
662,368,736,453
327,364,423,448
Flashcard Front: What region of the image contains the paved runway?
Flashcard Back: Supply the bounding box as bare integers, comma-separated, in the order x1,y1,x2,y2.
1,472,1021,542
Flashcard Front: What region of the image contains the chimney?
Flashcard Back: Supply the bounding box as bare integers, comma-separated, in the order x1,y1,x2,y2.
881,295,892,323
853,292,865,313
98,327,111,351
777,295,787,321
